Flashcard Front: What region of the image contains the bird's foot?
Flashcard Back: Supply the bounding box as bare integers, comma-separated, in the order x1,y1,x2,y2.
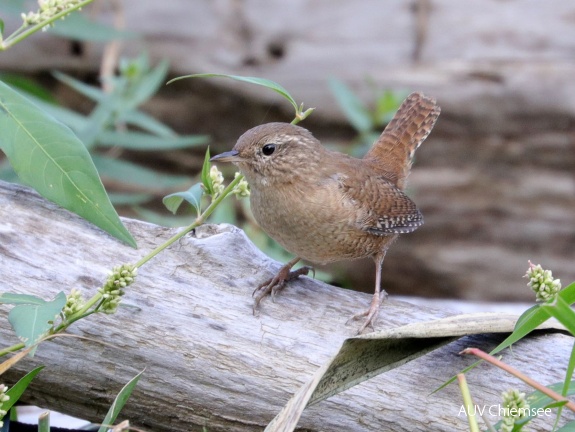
348,289,388,334
252,264,313,313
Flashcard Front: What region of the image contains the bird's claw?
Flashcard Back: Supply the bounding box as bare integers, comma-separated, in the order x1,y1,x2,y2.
252,265,312,313
347,289,388,334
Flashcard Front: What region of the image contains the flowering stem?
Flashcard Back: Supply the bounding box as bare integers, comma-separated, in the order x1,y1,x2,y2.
1,0,96,51
460,347,575,412
134,173,244,269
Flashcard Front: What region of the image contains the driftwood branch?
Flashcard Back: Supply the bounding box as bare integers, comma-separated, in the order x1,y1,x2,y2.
0,180,572,431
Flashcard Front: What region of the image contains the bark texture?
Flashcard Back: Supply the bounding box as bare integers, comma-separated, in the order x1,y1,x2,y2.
0,181,573,431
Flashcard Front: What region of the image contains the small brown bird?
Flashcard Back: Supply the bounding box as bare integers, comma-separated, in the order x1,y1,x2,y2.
211,92,440,332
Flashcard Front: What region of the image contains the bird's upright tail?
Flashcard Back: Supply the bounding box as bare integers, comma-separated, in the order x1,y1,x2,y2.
364,92,440,190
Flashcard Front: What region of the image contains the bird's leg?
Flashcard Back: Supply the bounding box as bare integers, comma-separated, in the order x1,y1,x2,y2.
349,252,388,334
252,257,312,312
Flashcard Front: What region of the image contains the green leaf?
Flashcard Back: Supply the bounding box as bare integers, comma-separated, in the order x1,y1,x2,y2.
92,154,189,190
328,77,372,133
168,73,299,113
0,81,136,247
98,369,144,432
541,296,575,335
0,18,4,37
435,283,575,394
201,147,214,195
53,71,105,103
21,95,88,131
124,58,169,109
527,382,575,409
374,90,405,125
8,292,66,347
97,130,209,150
119,110,177,137
163,183,204,215
0,293,46,305
492,281,575,356
3,366,45,413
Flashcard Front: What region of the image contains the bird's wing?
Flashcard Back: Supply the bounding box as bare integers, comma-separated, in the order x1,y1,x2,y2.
336,173,423,235
364,92,440,190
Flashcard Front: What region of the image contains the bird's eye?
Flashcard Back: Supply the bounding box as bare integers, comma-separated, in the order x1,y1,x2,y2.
262,143,276,156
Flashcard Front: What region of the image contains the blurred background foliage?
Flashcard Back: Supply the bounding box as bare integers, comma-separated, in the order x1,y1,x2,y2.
0,0,405,288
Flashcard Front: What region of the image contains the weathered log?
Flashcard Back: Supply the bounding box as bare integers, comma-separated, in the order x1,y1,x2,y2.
1,1,574,304
0,180,573,431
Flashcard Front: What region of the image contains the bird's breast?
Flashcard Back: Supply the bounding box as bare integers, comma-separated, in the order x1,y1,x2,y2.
249,179,391,264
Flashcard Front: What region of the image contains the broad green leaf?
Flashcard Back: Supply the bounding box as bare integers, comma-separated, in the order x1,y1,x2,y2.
163,183,204,215
97,130,209,150
168,73,299,113
50,12,137,41
92,154,189,190
0,81,136,247
2,366,45,413
0,18,4,36
98,369,144,432
8,292,66,347
328,77,372,133
0,293,46,305
22,95,88,131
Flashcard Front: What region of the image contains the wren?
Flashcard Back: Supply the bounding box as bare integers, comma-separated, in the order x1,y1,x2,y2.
211,92,440,333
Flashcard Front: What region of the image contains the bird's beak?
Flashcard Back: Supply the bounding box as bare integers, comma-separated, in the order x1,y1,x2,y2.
210,150,244,163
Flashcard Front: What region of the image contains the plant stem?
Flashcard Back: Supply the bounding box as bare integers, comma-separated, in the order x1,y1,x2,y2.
1,0,96,51
134,173,244,269
458,373,480,432
291,107,314,125
38,411,50,432
0,342,25,357
461,347,575,412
